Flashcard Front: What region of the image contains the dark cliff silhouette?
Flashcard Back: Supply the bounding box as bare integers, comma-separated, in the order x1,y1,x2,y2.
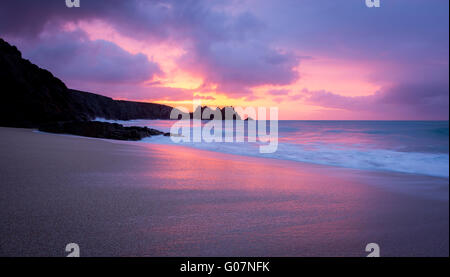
0,38,175,140
0,38,175,129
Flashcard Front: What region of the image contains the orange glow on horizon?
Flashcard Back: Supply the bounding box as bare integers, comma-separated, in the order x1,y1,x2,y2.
70,20,387,119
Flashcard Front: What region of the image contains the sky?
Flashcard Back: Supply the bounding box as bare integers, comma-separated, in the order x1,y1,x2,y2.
0,0,448,120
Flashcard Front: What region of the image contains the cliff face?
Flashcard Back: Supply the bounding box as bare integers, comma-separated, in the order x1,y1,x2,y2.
0,38,84,127
69,89,174,121
0,38,175,128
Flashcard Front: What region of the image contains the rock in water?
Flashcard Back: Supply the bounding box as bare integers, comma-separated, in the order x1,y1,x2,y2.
39,121,168,141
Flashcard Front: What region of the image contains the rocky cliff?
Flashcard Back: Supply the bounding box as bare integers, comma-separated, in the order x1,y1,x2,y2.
0,38,176,129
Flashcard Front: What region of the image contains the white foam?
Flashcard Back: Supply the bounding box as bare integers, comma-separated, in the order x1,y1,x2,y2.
95,118,450,178
142,136,449,178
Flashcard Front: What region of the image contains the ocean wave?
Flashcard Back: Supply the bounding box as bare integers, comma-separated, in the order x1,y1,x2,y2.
143,136,449,178
95,118,449,177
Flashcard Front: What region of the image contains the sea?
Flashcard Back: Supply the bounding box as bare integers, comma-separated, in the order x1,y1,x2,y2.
96,119,449,178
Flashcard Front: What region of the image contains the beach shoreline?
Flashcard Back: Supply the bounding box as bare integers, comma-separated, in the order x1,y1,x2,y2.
0,127,448,256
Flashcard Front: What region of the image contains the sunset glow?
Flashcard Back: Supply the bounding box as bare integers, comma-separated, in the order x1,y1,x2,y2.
2,0,448,119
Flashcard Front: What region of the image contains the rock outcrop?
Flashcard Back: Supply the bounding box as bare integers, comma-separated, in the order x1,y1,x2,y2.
189,106,243,120
39,121,168,141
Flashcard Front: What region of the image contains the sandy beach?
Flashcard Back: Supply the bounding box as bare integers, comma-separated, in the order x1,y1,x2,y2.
0,127,448,256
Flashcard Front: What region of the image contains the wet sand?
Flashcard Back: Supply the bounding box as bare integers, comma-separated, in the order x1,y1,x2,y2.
0,127,448,256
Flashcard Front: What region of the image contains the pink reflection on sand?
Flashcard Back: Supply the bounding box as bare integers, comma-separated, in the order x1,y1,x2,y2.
95,140,448,256
124,143,380,256
139,143,367,194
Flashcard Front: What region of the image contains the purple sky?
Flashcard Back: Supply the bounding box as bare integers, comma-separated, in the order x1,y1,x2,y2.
0,0,448,119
